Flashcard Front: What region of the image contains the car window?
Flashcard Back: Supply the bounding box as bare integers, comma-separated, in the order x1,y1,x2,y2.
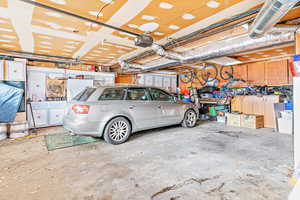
150,88,173,101
73,88,96,101
126,88,149,101
99,88,125,100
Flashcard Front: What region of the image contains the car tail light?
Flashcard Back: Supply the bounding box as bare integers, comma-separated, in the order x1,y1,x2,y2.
72,104,90,114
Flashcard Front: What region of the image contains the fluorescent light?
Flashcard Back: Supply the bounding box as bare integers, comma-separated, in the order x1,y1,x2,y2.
142,15,156,21
0,39,12,43
40,41,52,45
207,57,242,66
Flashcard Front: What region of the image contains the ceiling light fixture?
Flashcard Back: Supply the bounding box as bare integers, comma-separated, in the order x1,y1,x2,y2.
128,24,138,29
159,2,173,9
40,41,52,45
1,35,16,39
50,0,66,5
89,11,103,17
45,12,62,18
206,0,220,8
182,13,195,20
169,25,180,30
1,44,15,48
0,27,13,32
142,15,156,21
0,39,12,43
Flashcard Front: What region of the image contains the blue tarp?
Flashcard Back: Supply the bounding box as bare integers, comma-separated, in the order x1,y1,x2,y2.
0,82,24,122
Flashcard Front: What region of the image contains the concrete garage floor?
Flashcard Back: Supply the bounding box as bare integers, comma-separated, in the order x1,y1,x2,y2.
0,121,293,200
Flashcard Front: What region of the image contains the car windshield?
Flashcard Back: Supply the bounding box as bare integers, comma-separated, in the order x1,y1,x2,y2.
73,88,96,101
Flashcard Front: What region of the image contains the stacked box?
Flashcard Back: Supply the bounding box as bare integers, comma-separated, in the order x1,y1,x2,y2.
0,123,8,141
226,113,242,127
241,115,264,129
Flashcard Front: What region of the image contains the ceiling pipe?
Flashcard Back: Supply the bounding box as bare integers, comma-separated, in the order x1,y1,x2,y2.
19,0,140,37
148,25,298,63
121,26,298,72
249,0,300,38
0,48,79,63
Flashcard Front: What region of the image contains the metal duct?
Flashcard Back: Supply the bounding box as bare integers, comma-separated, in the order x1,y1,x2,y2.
135,27,297,72
249,0,300,38
151,43,185,62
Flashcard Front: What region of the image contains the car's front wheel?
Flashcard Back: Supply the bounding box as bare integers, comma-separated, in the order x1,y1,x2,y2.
103,117,131,145
181,109,197,128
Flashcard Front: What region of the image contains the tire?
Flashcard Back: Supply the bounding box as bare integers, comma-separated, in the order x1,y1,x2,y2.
180,70,194,83
201,64,218,82
220,65,234,80
103,117,132,145
181,109,197,128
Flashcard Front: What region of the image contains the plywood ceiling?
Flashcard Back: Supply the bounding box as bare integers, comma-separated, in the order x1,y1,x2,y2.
112,0,244,41
0,0,7,8
1,0,299,67
82,41,136,64
233,45,295,62
0,17,21,51
33,33,84,57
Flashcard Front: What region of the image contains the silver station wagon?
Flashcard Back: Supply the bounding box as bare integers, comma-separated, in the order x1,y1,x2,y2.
63,85,198,145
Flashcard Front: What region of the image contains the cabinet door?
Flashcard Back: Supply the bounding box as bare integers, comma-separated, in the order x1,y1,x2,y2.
49,109,65,125
233,64,248,88
28,109,48,128
265,60,289,85
252,96,264,115
247,62,265,85
263,96,280,128
0,60,4,80
231,96,243,112
242,96,253,114
28,71,46,102
5,61,26,81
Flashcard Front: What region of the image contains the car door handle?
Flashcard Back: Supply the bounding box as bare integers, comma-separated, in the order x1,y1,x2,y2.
129,105,135,109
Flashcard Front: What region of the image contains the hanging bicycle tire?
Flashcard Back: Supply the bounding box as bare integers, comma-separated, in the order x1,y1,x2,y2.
201,64,218,82
193,70,206,86
220,65,234,80
179,70,194,83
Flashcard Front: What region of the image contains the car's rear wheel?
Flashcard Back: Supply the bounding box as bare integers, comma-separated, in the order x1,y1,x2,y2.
181,109,197,128
103,117,131,145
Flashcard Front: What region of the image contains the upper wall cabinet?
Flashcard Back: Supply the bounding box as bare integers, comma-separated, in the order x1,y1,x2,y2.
265,60,289,85
247,62,265,85
5,61,26,81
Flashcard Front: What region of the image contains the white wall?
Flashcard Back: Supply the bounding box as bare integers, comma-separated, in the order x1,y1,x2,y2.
294,77,300,167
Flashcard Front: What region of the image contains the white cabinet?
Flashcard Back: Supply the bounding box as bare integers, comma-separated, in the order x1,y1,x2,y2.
5,61,26,81
28,71,46,102
0,60,4,80
49,109,65,125
29,109,48,127
28,101,66,128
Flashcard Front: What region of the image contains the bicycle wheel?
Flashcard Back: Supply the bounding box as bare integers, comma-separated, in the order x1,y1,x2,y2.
220,65,234,80
201,64,218,82
193,71,206,86
180,70,194,83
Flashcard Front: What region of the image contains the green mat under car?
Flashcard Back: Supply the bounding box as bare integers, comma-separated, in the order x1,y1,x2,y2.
44,134,101,151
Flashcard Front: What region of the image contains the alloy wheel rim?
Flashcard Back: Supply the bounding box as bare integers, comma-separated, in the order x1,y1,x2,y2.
109,121,129,141
186,111,196,126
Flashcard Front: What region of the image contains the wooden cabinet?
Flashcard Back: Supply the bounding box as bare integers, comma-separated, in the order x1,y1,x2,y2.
247,62,265,85
263,95,280,128
233,64,248,88
265,60,289,85
231,95,281,128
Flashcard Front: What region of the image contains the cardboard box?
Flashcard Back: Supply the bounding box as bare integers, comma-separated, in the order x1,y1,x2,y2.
226,113,242,127
241,114,264,129
14,112,26,122
278,118,292,135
